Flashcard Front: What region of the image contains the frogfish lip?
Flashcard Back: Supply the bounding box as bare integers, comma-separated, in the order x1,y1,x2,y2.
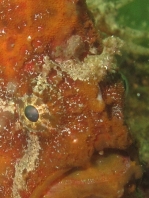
31,152,142,198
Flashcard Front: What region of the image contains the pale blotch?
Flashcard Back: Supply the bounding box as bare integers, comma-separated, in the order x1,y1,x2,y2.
12,133,41,198
43,36,123,82
6,81,18,95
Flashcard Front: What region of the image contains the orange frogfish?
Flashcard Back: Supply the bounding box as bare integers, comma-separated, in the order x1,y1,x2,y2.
0,0,142,198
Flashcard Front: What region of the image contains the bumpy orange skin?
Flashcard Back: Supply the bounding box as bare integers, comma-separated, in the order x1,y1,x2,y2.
0,0,141,198
0,0,102,81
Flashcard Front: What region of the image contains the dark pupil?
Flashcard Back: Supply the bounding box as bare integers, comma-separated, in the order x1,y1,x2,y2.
24,105,39,122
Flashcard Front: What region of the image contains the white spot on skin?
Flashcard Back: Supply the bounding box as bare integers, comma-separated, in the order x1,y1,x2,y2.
27,35,32,41
97,87,103,102
73,139,78,143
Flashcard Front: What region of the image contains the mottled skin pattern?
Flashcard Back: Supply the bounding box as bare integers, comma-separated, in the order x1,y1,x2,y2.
0,0,141,198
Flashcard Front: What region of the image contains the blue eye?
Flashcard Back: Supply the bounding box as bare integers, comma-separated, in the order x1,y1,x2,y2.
24,105,39,122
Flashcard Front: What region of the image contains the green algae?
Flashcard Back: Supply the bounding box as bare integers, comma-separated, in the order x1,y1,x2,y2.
116,0,149,31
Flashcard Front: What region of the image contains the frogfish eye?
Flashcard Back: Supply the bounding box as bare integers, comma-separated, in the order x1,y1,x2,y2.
24,105,39,122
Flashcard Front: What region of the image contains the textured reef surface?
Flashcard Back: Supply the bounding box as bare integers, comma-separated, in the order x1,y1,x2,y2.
87,0,149,197
0,0,143,197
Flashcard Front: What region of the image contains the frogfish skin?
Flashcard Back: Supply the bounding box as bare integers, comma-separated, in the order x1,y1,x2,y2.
0,0,142,198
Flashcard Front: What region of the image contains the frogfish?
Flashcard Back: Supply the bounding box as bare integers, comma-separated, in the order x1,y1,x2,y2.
0,0,142,198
